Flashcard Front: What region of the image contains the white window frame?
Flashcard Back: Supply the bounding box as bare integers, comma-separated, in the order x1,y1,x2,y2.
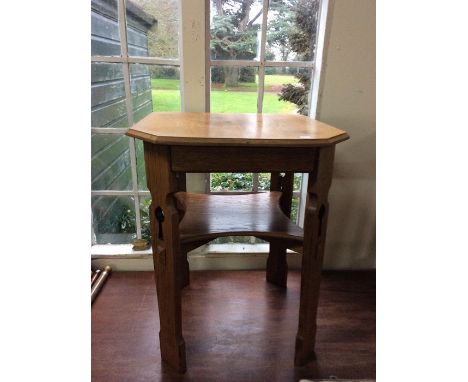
205,0,324,227
91,0,182,244
91,0,332,256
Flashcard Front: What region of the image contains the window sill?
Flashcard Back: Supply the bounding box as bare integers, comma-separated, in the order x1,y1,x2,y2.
91,243,302,271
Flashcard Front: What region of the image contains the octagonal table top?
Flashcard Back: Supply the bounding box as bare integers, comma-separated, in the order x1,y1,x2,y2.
126,112,349,147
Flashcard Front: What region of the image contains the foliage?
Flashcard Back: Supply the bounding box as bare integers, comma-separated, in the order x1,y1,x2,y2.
267,0,297,61
210,0,262,86
94,201,134,234
210,172,254,191
278,0,320,115
140,199,152,241
110,198,152,241
279,69,311,115
131,0,179,59
148,76,298,113
150,66,179,80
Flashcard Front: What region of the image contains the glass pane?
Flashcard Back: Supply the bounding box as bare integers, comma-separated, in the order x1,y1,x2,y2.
210,0,263,61
293,172,302,191
291,195,299,224
211,66,258,112
92,196,136,244
126,0,179,59
149,66,181,112
135,139,147,190
91,0,121,56
129,64,153,123
210,173,253,192
91,63,129,127
262,66,312,115
139,196,152,241
91,134,132,190
258,173,271,191
266,0,320,62
130,64,182,122
210,236,262,244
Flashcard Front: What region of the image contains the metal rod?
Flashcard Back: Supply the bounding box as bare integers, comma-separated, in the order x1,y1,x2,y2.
91,269,101,286
91,266,112,304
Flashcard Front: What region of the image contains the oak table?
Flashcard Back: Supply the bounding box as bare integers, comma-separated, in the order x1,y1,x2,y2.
127,112,349,373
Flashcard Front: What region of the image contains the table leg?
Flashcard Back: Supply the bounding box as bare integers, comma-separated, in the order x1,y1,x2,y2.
295,146,335,366
176,172,190,289
267,172,294,287
144,143,186,373
179,248,190,289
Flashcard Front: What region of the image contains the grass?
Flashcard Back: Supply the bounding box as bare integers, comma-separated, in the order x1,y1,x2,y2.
150,75,298,113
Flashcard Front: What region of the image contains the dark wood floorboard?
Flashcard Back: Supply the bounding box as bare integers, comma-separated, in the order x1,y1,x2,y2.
92,270,375,382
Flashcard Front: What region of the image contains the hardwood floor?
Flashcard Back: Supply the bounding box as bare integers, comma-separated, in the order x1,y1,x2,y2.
92,270,375,382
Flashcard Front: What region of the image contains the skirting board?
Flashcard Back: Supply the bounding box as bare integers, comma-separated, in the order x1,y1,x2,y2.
91,250,303,272
299,380,375,382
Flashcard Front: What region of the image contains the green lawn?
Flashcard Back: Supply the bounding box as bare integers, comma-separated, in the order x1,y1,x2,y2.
150,74,298,91
264,74,299,86
151,75,298,113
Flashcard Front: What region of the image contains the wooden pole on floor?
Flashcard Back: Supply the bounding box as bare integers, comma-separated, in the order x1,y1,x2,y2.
91,266,112,304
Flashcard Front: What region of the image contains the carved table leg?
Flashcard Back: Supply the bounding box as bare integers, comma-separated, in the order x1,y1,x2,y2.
267,172,294,287
179,247,190,289
295,146,335,366
176,172,190,289
144,143,186,373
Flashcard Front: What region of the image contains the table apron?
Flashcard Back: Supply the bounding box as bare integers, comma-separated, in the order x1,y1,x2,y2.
170,146,318,172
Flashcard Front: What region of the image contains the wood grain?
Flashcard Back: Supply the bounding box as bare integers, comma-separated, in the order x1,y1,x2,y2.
92,270,376,382
266,172,294,287
295,146,335,366
171,146,318,172
144,142,186,372
174,191,303,245
127,112,349,147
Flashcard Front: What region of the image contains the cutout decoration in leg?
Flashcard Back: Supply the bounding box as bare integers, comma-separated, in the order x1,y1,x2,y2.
156,206,165,240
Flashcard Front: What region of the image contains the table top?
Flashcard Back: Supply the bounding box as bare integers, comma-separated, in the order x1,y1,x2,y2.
126,112,349,147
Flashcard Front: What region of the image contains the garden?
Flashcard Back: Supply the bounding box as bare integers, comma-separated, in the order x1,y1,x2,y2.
150,72,300,113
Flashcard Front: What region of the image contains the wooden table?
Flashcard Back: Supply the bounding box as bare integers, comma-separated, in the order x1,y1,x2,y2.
127,112,349,373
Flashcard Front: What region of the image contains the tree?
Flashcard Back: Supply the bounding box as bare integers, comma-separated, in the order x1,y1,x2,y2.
267,0,296,65
210,0,263,86
278,0,320,115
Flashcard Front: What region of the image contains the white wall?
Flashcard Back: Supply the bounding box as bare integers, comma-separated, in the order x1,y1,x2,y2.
318,0,376,269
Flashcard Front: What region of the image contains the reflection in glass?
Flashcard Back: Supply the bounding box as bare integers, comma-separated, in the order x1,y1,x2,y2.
91,134,132,190
130,64,181,124
135,139,147,191
92,196,136,244
91,0,121,56
91,63,128,127
126,0,179,58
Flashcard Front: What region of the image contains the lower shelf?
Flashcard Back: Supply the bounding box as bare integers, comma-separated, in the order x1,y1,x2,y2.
174,191,304,245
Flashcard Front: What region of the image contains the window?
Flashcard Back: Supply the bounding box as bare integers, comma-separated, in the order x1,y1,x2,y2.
91,0,181,245
91,0,323,249
207,0,321,240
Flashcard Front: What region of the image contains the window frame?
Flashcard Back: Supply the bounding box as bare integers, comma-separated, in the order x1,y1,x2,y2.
91,0,182,244
205,0,322,226
91,0,330,252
